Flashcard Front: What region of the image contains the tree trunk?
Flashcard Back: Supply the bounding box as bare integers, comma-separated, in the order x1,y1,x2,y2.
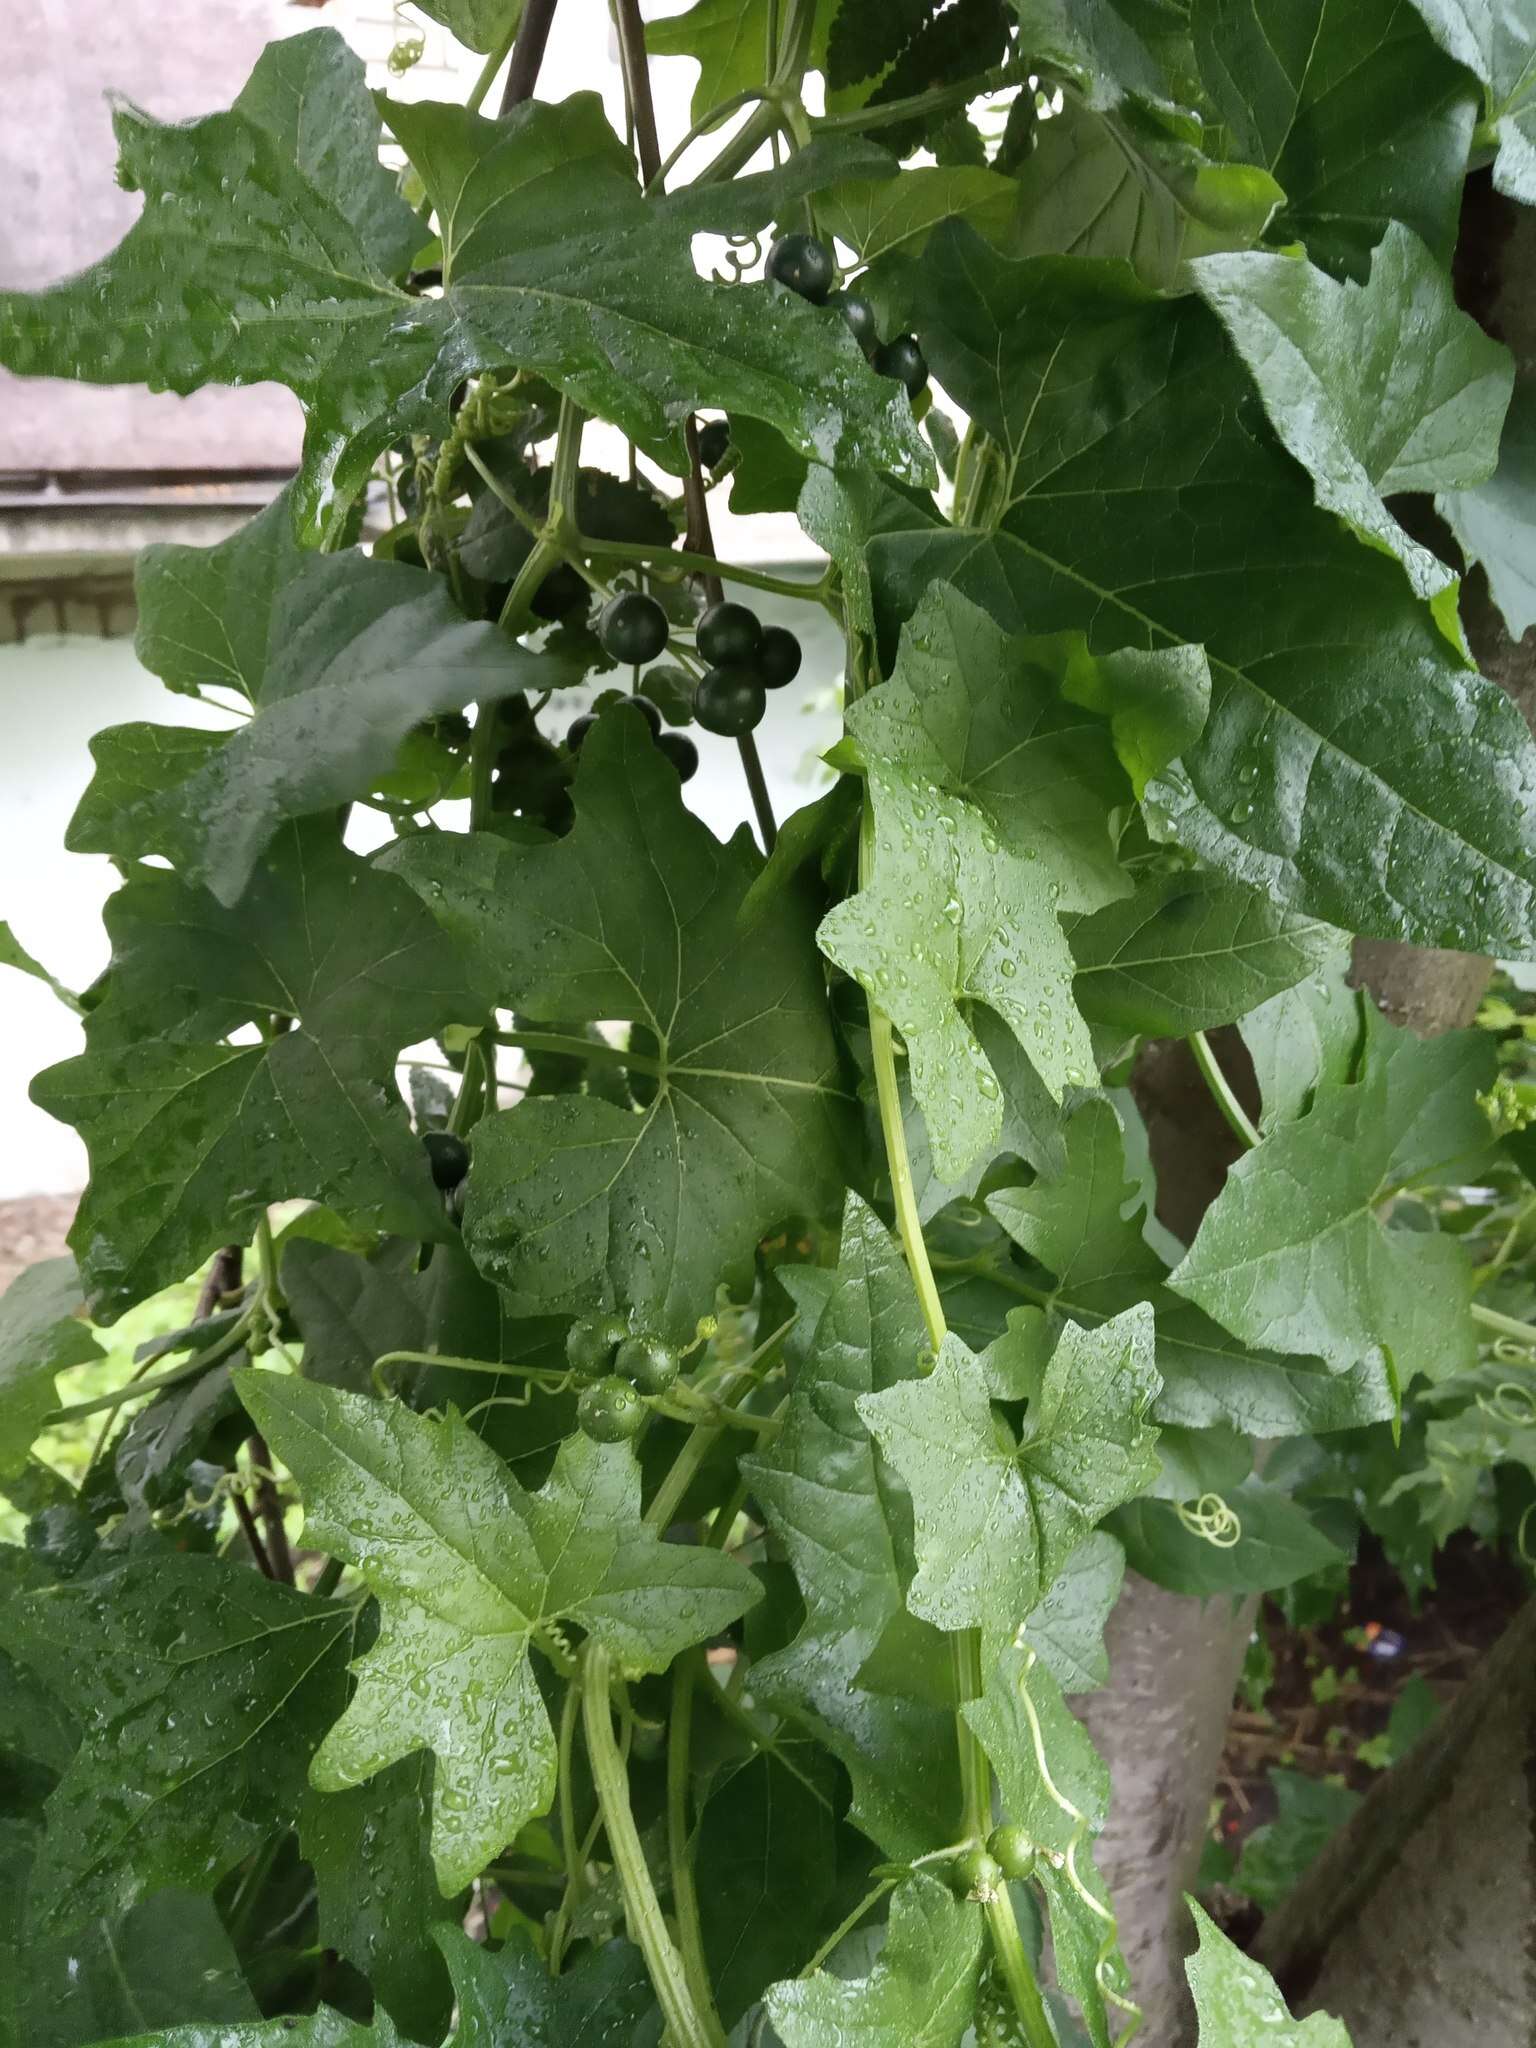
1250,1600,1536,2045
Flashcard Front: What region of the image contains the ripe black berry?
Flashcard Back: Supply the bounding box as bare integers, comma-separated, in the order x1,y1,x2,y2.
827,289,878,354
657,731,699,782
766,232,835,304
422,1129,470,1190
695,667,766,738
698,418,731,468
874,334,928,399
697,601,761,667
757,626,802,689
566,713,597,752
599,591,669,665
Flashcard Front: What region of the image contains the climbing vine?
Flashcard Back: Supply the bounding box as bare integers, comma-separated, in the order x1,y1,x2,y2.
4,1,1536,2044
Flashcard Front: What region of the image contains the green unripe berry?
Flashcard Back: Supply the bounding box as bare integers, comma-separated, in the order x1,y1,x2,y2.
953,1847,1005,1901
614,1333,680,1395
987,1825,1038,1880
577,1374,647,1443
566,1312,630,1379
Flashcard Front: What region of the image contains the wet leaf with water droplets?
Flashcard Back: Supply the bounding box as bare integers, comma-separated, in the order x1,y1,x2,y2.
1186,1899,1351,2044
237,1370,759,1893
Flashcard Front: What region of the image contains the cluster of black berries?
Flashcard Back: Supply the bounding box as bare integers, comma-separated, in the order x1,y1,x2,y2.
691,599,801,737
766,231,928,399
565,592,700,779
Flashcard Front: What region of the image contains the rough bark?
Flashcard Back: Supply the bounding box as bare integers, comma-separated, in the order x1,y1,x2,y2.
1251,1600,1536,2045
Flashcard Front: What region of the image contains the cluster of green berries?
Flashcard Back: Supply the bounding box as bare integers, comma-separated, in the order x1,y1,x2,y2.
952,1828,1040,1902
765,232,929,399
566,1313,681,1441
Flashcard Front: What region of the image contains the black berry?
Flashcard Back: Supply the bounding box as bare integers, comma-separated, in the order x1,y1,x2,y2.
874,334,928,399
627,694,664,739
827,289,878,354
422,1129,470,1190
657,731,699,782
698,418,731,468
566,713,597,752
695,667,767,738
766,232,835,304
697,601,762,667
758,625,802,689
599,591,669,665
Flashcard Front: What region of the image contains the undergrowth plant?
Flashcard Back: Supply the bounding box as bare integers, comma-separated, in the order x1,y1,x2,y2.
4,1,1536,2043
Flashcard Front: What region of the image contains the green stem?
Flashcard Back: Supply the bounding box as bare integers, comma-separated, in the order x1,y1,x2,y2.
548,1670,586,1972
646,89,768,193
692,96,786,185
985,1889,1059,2048
1471,1301,1536,1347
312,1556,346,1599
465,14,521,111
643,1320,791,1530
449,1036,490,1135
578,535,831,604
493,1027,663,1077
1187,1029,1261,1151
49,1310,257,1422
583,1645,725,2048
255,1213,284,1315
813,59,1027,133
798,1877,897,1976
668,1653,716,2021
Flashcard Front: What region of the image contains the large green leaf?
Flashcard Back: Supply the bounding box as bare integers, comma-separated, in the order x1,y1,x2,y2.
868,227,1536,957
1192,225,1512,613
1068,870,1337,1037
964,1638,1130,2048
742,1195,958,1859
651,0,830,121
1006,97,1283,288
408,0,523,54
1185,1901,1351,2045
299,1756,455,2043
0,1557,353,1928
858,1307,1159,1631
764,1871,985,2048
1110,1478,1348,1593
0,1835,259,2048
1405,0,1536,204
988,1101,1397,1436
1006,0,1184,111
1170,1018,1496,1391
0,44,926,545
0,1259,103,1477
384,713,848,1344
1439,381,1536,642
821,167,1018,269
32,825,479,1320
237,1371,759,1893
819,586,1111,1181
78,493,563,906
1190,0,1479,276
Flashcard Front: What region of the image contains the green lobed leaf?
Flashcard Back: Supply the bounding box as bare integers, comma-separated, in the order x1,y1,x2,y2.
1068,870,1339,1038
237,1370,759,1893
763,1870,986,2048
298,1756,455,2043
819,587,1113,1182
1006,0,1186,111
988,1100,1397,1436
0,1837,260,2048
0,1556,354,1929
0,1259,103,1478
742,1195,959,1859
384,712,849,1344
0,924,78,1012
81,490,568,905
1404,0,1536,204
407,0,523,54
650,0,828,121
866,227,1536,957
1239,959,1364,1132
903,1010,1069,1224
0,46,927,546
858,1306,1160,1631
1185,1899,1352,2045
32,824,479,1321
1191,225,1512,614
1018,1528,1126,1694
1190,0,1479,276
1005,96,1284,289
821,166,1018,271
1438,381,1536,642
1169,1016,1497,1391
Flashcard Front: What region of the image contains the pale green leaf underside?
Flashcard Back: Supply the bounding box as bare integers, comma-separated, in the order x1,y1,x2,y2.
1186,1901,1351,2045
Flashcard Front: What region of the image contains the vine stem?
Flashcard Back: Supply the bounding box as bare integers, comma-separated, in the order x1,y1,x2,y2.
1471,1301,1536,1347
493,1026,661,1076
668,1652,716,2020
1187,1028,1262,1151
861,795,1056,2048
583,1644,726,2048
500,0,559,113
